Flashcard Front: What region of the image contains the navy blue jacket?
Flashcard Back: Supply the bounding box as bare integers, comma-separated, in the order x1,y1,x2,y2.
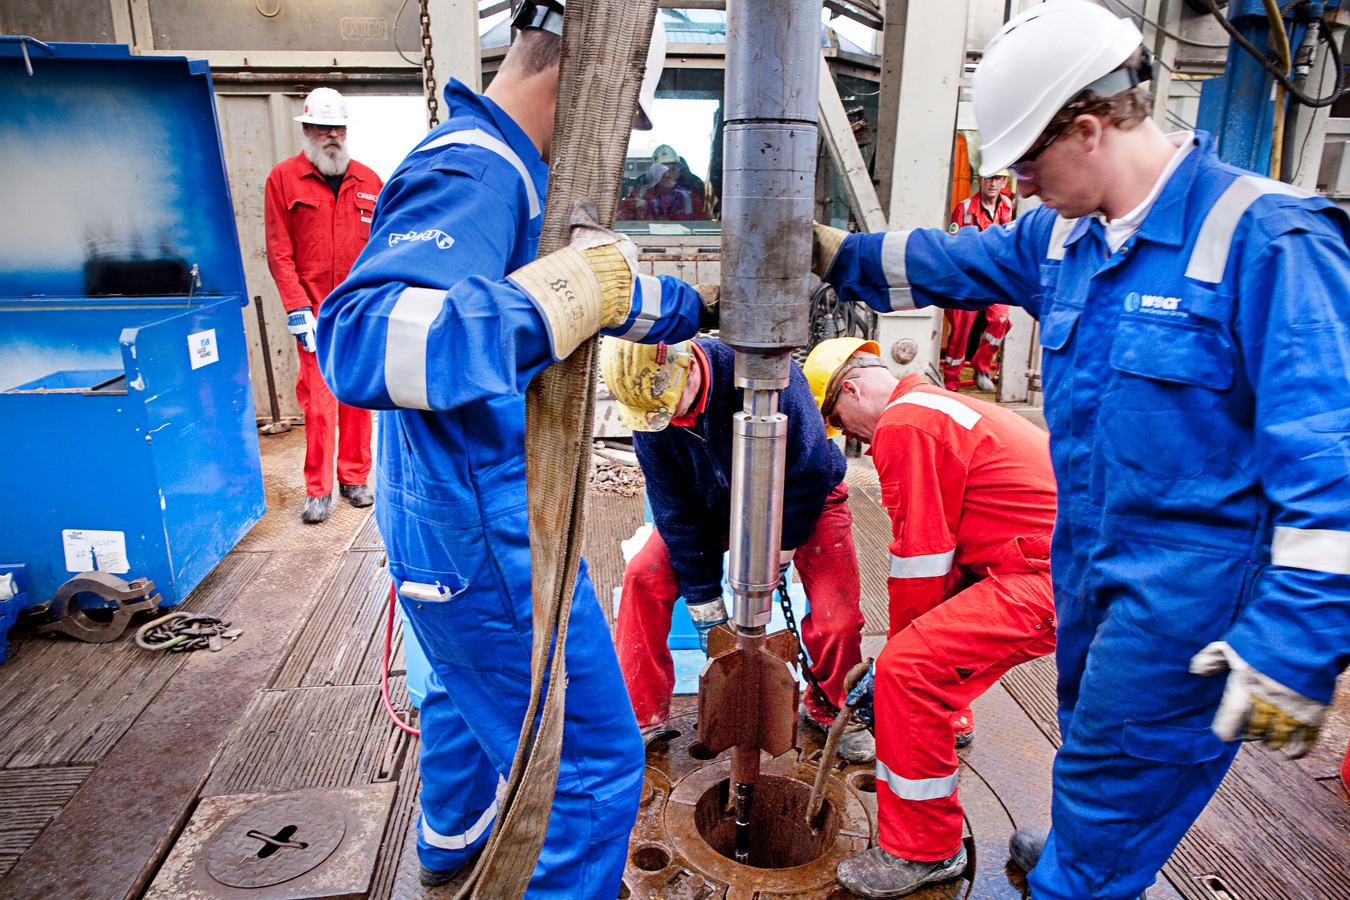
635,338,848,605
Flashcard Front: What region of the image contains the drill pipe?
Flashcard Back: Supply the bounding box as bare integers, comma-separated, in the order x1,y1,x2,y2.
715,0,821,865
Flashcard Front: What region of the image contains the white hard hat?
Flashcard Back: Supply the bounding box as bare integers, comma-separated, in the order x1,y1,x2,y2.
633,18,667,131
973,0,1144,176
295,88,349,127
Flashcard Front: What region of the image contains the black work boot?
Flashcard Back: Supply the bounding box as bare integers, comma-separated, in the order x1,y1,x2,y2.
419,848,482,887
338,482,374,508
1009,828,1147,899
301,493,331,524
836,844,967,898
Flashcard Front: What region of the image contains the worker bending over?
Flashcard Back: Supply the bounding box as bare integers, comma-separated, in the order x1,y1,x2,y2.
803,338,1056,898
603,337,872,763
316,2,710,894
813,2,1350,897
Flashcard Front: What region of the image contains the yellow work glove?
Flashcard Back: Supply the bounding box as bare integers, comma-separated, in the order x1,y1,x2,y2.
1189,641,1327,759
509,199,641,360
812,222,849,281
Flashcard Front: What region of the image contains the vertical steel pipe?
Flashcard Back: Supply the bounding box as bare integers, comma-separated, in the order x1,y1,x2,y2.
720,0,820,629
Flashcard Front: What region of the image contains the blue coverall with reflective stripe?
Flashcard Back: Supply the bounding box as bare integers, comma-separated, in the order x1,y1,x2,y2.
316,79,705,897
823,131,1350,899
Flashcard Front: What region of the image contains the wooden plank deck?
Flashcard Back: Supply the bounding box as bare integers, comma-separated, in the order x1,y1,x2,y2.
0,424,1344,899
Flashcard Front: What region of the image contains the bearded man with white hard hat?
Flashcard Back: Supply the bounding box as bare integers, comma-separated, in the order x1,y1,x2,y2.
264,86,381,524
813,1,1350,897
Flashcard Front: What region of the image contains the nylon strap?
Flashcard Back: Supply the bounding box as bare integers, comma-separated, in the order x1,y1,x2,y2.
454,4,662,898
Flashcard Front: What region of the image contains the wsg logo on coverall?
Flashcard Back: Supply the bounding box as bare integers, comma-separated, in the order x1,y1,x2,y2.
1124,291,1186,318
389,229,454,250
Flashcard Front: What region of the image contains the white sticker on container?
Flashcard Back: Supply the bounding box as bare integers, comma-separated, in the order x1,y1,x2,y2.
62,529,130,574
189,329,219,369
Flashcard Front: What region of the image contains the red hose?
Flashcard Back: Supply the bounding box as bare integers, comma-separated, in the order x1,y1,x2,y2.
382,581,420,736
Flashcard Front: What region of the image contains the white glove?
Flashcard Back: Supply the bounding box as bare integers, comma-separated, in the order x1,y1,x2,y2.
687,597,729,655
1189,640,1327,759
287,308,317,353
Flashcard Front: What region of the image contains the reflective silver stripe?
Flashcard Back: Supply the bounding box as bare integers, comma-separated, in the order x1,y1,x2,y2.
1045,215,1077,261
421,799,498,851
943,356,964,367
876,757,958,801
385,286,446,410
886,392,983,430
889,549,955,579
1272,526,1350,576
417,128,542,218
608,273,661,341
1185,175,1309,283
981,332,1004,347
880,230,915,310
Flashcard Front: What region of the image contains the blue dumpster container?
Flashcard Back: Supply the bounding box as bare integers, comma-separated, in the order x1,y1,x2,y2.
0,40,265,621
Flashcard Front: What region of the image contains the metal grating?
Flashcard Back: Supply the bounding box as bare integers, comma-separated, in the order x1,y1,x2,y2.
272,550,395,689
203,682,413,797
846,482,894,636
582,488,646,629
0,766,93,878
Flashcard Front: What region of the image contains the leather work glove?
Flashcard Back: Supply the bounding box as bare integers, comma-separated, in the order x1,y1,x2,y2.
693,283,720,330
1189,641,1328,759
846,663,876,730
687,597,729,655
287,308,318,354
508,199,643,359
812,222,849,281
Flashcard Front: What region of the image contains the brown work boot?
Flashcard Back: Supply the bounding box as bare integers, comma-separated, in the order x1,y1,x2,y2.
801,705,876,764
837,845,967,898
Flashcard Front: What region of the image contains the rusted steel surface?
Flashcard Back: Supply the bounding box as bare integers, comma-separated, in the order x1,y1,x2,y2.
627,714,871,900
0,542,339,899
698,632,800,762
0,766,93,879
144,784,395,900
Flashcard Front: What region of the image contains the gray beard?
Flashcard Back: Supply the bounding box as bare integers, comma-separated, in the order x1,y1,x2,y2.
304,139,350,178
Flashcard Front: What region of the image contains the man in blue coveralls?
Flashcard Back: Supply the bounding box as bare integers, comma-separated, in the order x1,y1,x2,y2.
815,2,1350,898
315,1,709,893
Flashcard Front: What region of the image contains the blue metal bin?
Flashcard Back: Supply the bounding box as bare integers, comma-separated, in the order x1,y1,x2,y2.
0,40,265,615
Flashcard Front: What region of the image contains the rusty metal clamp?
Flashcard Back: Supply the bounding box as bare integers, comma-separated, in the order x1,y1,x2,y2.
36,572,161,644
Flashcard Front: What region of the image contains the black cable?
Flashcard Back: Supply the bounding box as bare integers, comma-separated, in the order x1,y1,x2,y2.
392,0,422,67
1199,0,1346,107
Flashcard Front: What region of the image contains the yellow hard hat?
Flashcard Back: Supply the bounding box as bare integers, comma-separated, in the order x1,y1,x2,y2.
599,337,693,432
802,337,881,437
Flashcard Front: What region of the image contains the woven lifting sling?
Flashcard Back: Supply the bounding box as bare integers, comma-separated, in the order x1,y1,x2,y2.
453,3,661,898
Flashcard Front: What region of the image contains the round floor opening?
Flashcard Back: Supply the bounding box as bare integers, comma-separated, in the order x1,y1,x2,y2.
693,775,840,869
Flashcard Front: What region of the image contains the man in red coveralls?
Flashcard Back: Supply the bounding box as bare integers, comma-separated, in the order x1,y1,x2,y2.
265,87,382,524
804,337,1058,898
943,171,1014,393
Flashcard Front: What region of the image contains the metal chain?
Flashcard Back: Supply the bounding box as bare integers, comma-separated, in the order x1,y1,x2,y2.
135,612,241,652
418,0,439,127
777,579,840,719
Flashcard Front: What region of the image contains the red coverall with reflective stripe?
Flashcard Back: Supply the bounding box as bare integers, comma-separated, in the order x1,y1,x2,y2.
943,195,1014,390
870,375,1056,861
264,153,382,497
